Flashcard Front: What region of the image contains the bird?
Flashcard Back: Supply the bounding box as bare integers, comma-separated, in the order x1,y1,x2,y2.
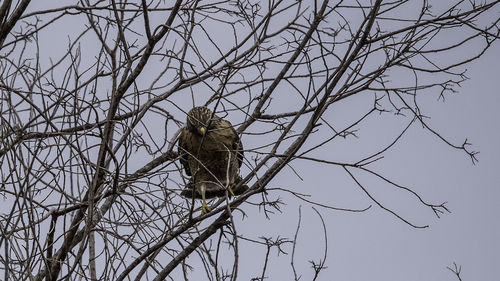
178,106,247,214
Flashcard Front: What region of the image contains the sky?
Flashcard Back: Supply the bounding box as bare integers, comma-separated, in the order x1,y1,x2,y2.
227,13,500,281
196,3,500,280
1,1,500,280
237,37,500,281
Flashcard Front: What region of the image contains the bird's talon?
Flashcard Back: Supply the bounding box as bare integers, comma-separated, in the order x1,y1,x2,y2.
201,201,211,214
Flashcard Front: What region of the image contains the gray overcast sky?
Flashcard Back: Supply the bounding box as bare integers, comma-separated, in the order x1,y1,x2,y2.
1,1,499,280
263,43,500,281
229,21,500,281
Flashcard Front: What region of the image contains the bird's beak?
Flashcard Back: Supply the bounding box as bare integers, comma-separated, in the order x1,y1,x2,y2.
199,127,206,135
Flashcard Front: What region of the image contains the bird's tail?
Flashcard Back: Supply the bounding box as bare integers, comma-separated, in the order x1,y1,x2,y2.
180,176,249,199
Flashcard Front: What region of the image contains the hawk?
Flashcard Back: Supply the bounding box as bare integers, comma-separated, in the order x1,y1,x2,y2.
178,106,247,214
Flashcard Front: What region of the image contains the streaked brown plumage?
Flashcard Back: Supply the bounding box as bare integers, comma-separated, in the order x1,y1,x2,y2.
178,106,247,213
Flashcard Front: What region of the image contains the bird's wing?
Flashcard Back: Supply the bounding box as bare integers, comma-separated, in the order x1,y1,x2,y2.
220,119,244,168
177,127,192,176
234,130,243,168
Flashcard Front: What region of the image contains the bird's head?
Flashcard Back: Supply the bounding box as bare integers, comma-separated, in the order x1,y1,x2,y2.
186,106,218,136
